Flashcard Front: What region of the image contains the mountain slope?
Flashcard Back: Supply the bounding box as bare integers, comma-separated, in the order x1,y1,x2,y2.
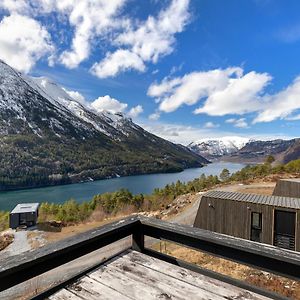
277,139,300,163
188,137,250,160
0,60,208,191
223,139,297,163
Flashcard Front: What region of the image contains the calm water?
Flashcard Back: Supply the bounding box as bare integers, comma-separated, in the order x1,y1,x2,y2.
0,162,245,211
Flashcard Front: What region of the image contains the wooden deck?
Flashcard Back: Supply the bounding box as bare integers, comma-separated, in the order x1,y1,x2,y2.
48,250,270,300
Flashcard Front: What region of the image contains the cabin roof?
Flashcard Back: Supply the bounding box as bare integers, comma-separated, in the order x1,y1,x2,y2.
10,203,39,214
279,178,300,183
203,190,300,209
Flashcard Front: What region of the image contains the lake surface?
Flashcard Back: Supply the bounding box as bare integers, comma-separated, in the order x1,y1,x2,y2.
0,162,245,211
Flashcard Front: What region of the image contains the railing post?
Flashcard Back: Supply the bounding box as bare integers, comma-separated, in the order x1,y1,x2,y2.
132,222,144,252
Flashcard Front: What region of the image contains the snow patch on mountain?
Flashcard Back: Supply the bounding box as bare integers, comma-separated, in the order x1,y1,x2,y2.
188,136,252,159
24,75,135,138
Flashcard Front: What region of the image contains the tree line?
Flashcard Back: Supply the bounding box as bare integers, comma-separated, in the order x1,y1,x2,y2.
1,156,300,231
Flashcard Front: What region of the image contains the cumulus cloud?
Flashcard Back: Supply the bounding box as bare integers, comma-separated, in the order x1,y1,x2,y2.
63,87,143,118
148,65,300,124
203,122,219,129
253,76,300,123
91,0,190,78
90,95,128,114
148,67,271,114
148,112,161,121
226,118,249,128
58,0,126,69
128,105,143,118
0,0,190,76
64,88,87,105
91,50,145,78
0,14,54,73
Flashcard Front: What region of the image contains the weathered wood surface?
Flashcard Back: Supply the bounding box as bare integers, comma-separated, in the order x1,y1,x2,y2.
50,251,270,300
140,216,300,280
0,216,139,292
2,215,300,294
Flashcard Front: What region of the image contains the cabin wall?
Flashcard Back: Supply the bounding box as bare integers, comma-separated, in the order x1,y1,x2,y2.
9,213,19,229
273,180,300,198
9,211,38,229
194,196,273,246
194,195,300,251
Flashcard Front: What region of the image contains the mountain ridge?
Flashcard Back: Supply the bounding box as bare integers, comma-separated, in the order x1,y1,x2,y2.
188,135,300,164
0,60,208,191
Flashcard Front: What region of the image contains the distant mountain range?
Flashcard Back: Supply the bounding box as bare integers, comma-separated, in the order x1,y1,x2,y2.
0,60,207,191
188,137,250,161
188,136,300,164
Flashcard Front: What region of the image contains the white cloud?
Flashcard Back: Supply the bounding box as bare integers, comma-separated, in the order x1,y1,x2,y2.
148,66,300,124
254,76,300,123
90,95,128,114
58,0,126,68
140,121,242,145
90,49,145,78
226,118,249,128
0,0,190,76
0,0,29,14
91,0,190,78
0,14,54,73
128,105,143,118
148,67,271,114
148,112,161,121
140,120,292,145
64,88,87,105
203,122,219,129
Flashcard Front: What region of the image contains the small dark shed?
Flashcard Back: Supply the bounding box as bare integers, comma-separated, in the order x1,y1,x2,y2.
9,203,40,229
194,190,300,251
273,178,300,198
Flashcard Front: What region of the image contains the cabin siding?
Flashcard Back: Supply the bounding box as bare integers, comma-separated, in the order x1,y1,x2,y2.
194,194,300,251
273,179,300,198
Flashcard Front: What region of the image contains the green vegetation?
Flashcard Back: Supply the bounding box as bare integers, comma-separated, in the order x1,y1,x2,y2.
219,168,230,182
265,155,275,164
1,158,300,230
0,211,9,231
0,133,205,191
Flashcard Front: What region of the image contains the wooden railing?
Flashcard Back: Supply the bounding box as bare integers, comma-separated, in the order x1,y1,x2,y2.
1,216,300,299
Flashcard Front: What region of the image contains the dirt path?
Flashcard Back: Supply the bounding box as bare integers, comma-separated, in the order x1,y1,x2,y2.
0,231,30,260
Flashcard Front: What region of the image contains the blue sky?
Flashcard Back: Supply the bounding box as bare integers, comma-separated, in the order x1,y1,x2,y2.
1,0,300,144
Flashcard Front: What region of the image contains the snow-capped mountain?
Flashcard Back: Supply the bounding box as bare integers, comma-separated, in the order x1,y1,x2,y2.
0,60,208,190
188,136,251,160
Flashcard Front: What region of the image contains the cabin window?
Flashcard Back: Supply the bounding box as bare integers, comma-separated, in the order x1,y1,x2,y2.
251,212,262,242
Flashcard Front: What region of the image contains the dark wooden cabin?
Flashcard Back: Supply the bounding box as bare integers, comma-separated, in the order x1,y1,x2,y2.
273,178,300,198
194,190,300,251
9,203,40,229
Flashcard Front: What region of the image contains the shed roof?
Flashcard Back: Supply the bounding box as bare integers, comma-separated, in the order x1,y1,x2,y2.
11,203,40,214
203,190,300,209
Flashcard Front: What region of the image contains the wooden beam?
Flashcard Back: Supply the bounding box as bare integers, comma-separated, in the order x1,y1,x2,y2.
0,216,140,292
139,216,300,280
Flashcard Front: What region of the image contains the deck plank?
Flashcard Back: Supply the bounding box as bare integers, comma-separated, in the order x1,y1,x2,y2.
48,288,82,300
125,251,270,300
50,250,272,300
66,276,133,300
89,254,237,299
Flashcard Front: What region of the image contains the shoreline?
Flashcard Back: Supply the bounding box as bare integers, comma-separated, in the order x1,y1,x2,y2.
0,163,207,193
